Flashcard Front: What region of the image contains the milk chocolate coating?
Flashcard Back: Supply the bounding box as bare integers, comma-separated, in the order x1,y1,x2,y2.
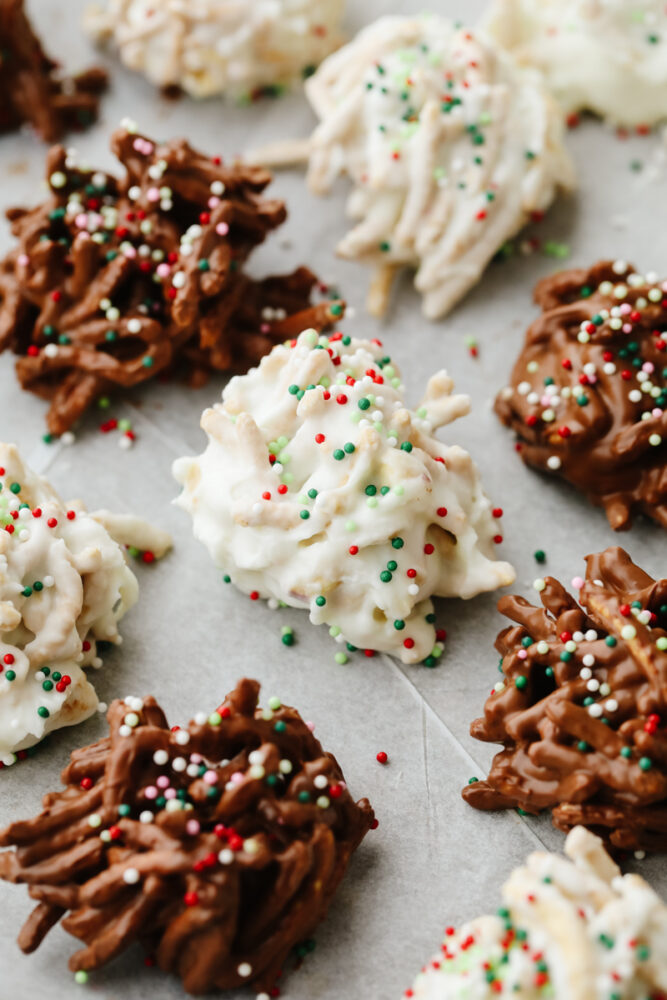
0,679,374,994
0,0,107,141
463,547,667,853
495,261,667,530
0,126,343,435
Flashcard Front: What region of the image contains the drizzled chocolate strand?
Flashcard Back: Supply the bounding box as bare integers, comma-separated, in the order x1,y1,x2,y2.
0,126,344,435
463,547,667,852
0,679,373,995
0,0,107,141
495,260,667,530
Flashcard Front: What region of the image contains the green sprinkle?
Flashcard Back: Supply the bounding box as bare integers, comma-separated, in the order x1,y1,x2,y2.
334,652,348,665
37,706,49,719
620,746,632,759
393,619,405,630
315,596,326,607
299,510,310,520
391,537,404,549
515,676,527,691
639,756,652,771
534,550,546,563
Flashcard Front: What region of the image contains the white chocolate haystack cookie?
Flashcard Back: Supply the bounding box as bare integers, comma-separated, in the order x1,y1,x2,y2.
0,444,171,760
173,329,514,664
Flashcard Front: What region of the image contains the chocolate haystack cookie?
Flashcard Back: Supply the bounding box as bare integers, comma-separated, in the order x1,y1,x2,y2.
495,260,667,531
0,124,343,435
0,0,107,141
0,679,374,994
463,547,667,853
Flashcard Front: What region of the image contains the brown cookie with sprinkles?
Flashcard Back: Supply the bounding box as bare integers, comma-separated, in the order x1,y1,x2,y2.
495,260,667,530
0,0,107,141
462,546,667,853
0,123,343,436
0,678,374,994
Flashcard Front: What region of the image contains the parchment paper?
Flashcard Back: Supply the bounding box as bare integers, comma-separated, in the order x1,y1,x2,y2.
0,2,666,998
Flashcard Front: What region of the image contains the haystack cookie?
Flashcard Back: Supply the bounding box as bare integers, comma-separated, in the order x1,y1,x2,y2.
495,260,667,531
0,678,374,994
463,547,667,853
404,826,667,1000
0,123,342,437
0,0,107,141
85,0,344,100
484,0,667,127
0,443,171,761
173,329,515,665
253,14,574,318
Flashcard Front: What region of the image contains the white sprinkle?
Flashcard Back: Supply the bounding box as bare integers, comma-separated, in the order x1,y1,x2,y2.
153,749,169,766
237,963,252,978
123,867,140,884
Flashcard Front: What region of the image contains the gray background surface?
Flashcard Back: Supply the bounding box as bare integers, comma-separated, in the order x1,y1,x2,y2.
0,1,666,998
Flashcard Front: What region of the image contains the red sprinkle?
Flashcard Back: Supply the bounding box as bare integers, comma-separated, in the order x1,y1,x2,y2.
376,751,388,765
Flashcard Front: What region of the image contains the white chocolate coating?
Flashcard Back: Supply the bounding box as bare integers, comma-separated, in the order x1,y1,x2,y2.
484,0,667,127
407,827,667,1000
85,0,345,99
0,444,171,761
301,14,574,319
173,329,515,664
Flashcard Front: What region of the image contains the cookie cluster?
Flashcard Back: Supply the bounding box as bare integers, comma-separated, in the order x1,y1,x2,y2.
0,124,342,434
0,679,374,995
464,547,667,853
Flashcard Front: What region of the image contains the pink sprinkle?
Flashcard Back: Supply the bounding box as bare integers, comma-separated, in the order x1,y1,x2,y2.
306,721,315,732
619,303,631,315
133,138,154,155
642,362,655,374
164,788,177,800
186,819,200,836
653,407,663,417
260,323,271,334
571,576,584,590
190,753,202,764
216,222,230,236
208,197,220,209
144,786,157,799
203,770,218,785
517,649,528,660
147,187,160,202
156,775,170,789
231,771,244,785
156,263,171,278
123,246,137,259
75,213,88,229
17,254,29,267
622,323,633,334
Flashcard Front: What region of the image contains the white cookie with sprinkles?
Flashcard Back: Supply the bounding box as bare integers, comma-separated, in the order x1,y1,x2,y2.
405,826,667,1000
0,444,171,762
484,0,667,127
173,328,515,665
85,0,345,101
253,14,574,318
